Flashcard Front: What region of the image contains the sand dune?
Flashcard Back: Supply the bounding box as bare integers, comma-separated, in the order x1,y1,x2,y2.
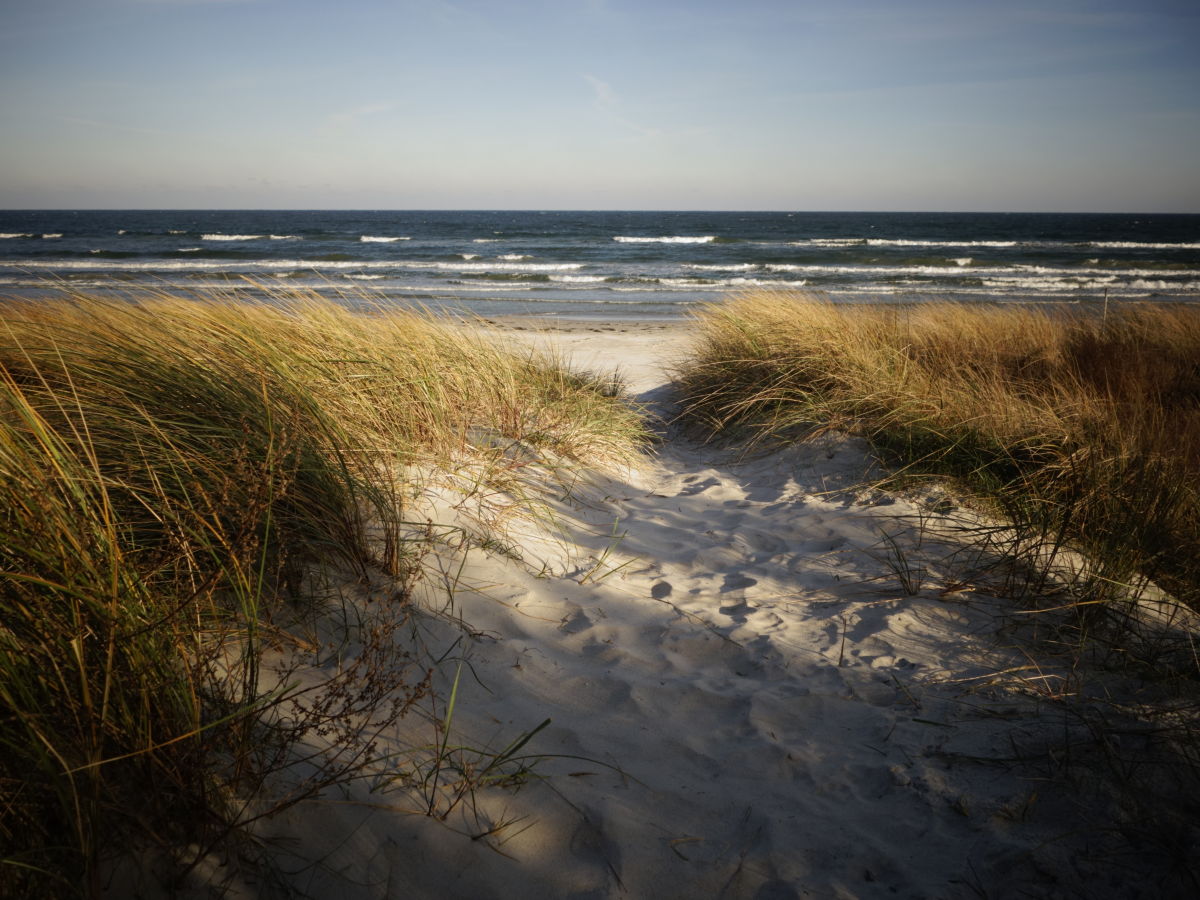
233,323,1182,899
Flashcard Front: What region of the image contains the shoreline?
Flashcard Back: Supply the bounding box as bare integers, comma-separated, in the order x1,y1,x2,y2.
465,317,696,396
474,314,693,334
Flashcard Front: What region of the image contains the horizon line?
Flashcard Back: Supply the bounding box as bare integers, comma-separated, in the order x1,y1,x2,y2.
4,207,1199,216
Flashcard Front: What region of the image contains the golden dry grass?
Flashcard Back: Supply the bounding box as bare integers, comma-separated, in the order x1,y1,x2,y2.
674,292,1200,611
0,289,648,895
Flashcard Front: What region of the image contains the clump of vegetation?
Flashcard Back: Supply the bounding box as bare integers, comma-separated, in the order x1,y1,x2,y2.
0,290,647,895
675,291,1200,891
674,292,1200,620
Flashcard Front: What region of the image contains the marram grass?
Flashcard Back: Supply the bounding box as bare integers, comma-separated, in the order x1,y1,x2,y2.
0,290,647,895
674,292,1200,617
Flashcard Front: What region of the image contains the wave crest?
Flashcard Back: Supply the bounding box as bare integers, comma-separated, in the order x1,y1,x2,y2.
614,235,717,244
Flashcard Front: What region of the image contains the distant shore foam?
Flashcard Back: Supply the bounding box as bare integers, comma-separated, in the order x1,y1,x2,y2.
4,211,1197,312
614,235,717,244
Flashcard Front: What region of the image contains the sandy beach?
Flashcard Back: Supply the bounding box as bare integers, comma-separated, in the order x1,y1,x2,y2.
7,5,1197,890
204,319,1189,899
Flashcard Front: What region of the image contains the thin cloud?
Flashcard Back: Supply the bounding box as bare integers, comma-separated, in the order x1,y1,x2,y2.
583,74,660,139
584,74,618,110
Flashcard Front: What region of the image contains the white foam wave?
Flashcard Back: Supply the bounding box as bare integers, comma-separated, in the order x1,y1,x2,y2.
442,283,540,292
727,277,809,288
407,261,584,272
1,258,333,272
202,233,263,241
641,276,812,290
753,263,1200,279
169,230,187,235
763,263,955,275
473,238,502,243
8,251,1195,303
978,279,1084,292
498,254,531,260
790,238,865,247
867,239,1018,248
1130,279,1200,290
270,234,300,240
790,238,1021,249
1090,241,1200,250
614,235,717,244
790,237,1200,252
1009,265,1200,278
975,275,1191,292
360,235,410,243
41,233,63,239
0,233,32,239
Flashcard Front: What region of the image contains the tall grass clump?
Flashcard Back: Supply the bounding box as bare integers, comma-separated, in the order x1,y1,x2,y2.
674,292,1200,620
0,290,646,895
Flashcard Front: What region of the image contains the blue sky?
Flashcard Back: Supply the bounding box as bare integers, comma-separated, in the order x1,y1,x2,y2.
2,0,1198,211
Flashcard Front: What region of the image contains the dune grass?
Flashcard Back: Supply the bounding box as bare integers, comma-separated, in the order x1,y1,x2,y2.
0,290,647,895
674,292,1200,626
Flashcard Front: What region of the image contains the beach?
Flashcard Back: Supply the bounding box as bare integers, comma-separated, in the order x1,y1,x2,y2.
212,318,1189,900
6,0,1198,885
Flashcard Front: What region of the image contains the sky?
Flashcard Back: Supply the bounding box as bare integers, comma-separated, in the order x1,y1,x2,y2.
1,0,1198,212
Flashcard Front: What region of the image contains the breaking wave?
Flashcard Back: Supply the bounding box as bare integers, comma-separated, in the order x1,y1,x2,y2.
614,235,717,244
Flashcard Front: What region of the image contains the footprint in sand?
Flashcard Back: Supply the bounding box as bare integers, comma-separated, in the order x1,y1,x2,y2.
558,607,593,635
651,581,673,599
720,572,759,593
718,600,751,622
678,475,720,496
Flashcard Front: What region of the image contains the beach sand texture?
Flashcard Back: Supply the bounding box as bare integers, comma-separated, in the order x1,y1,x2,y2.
215,323,1177,900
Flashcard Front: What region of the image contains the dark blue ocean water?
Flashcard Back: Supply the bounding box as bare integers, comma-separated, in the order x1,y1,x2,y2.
2,210,1198,319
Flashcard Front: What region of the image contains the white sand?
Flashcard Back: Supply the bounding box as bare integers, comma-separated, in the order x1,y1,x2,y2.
234,323,1182,899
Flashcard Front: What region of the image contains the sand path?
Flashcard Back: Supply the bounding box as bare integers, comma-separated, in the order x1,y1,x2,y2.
255,325,1151,900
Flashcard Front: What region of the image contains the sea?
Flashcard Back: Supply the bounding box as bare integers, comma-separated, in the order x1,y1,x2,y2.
2,210,1198,320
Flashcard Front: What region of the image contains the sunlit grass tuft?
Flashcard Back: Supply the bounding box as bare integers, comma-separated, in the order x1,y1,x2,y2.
0,289,647,894
674,291,1200,618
